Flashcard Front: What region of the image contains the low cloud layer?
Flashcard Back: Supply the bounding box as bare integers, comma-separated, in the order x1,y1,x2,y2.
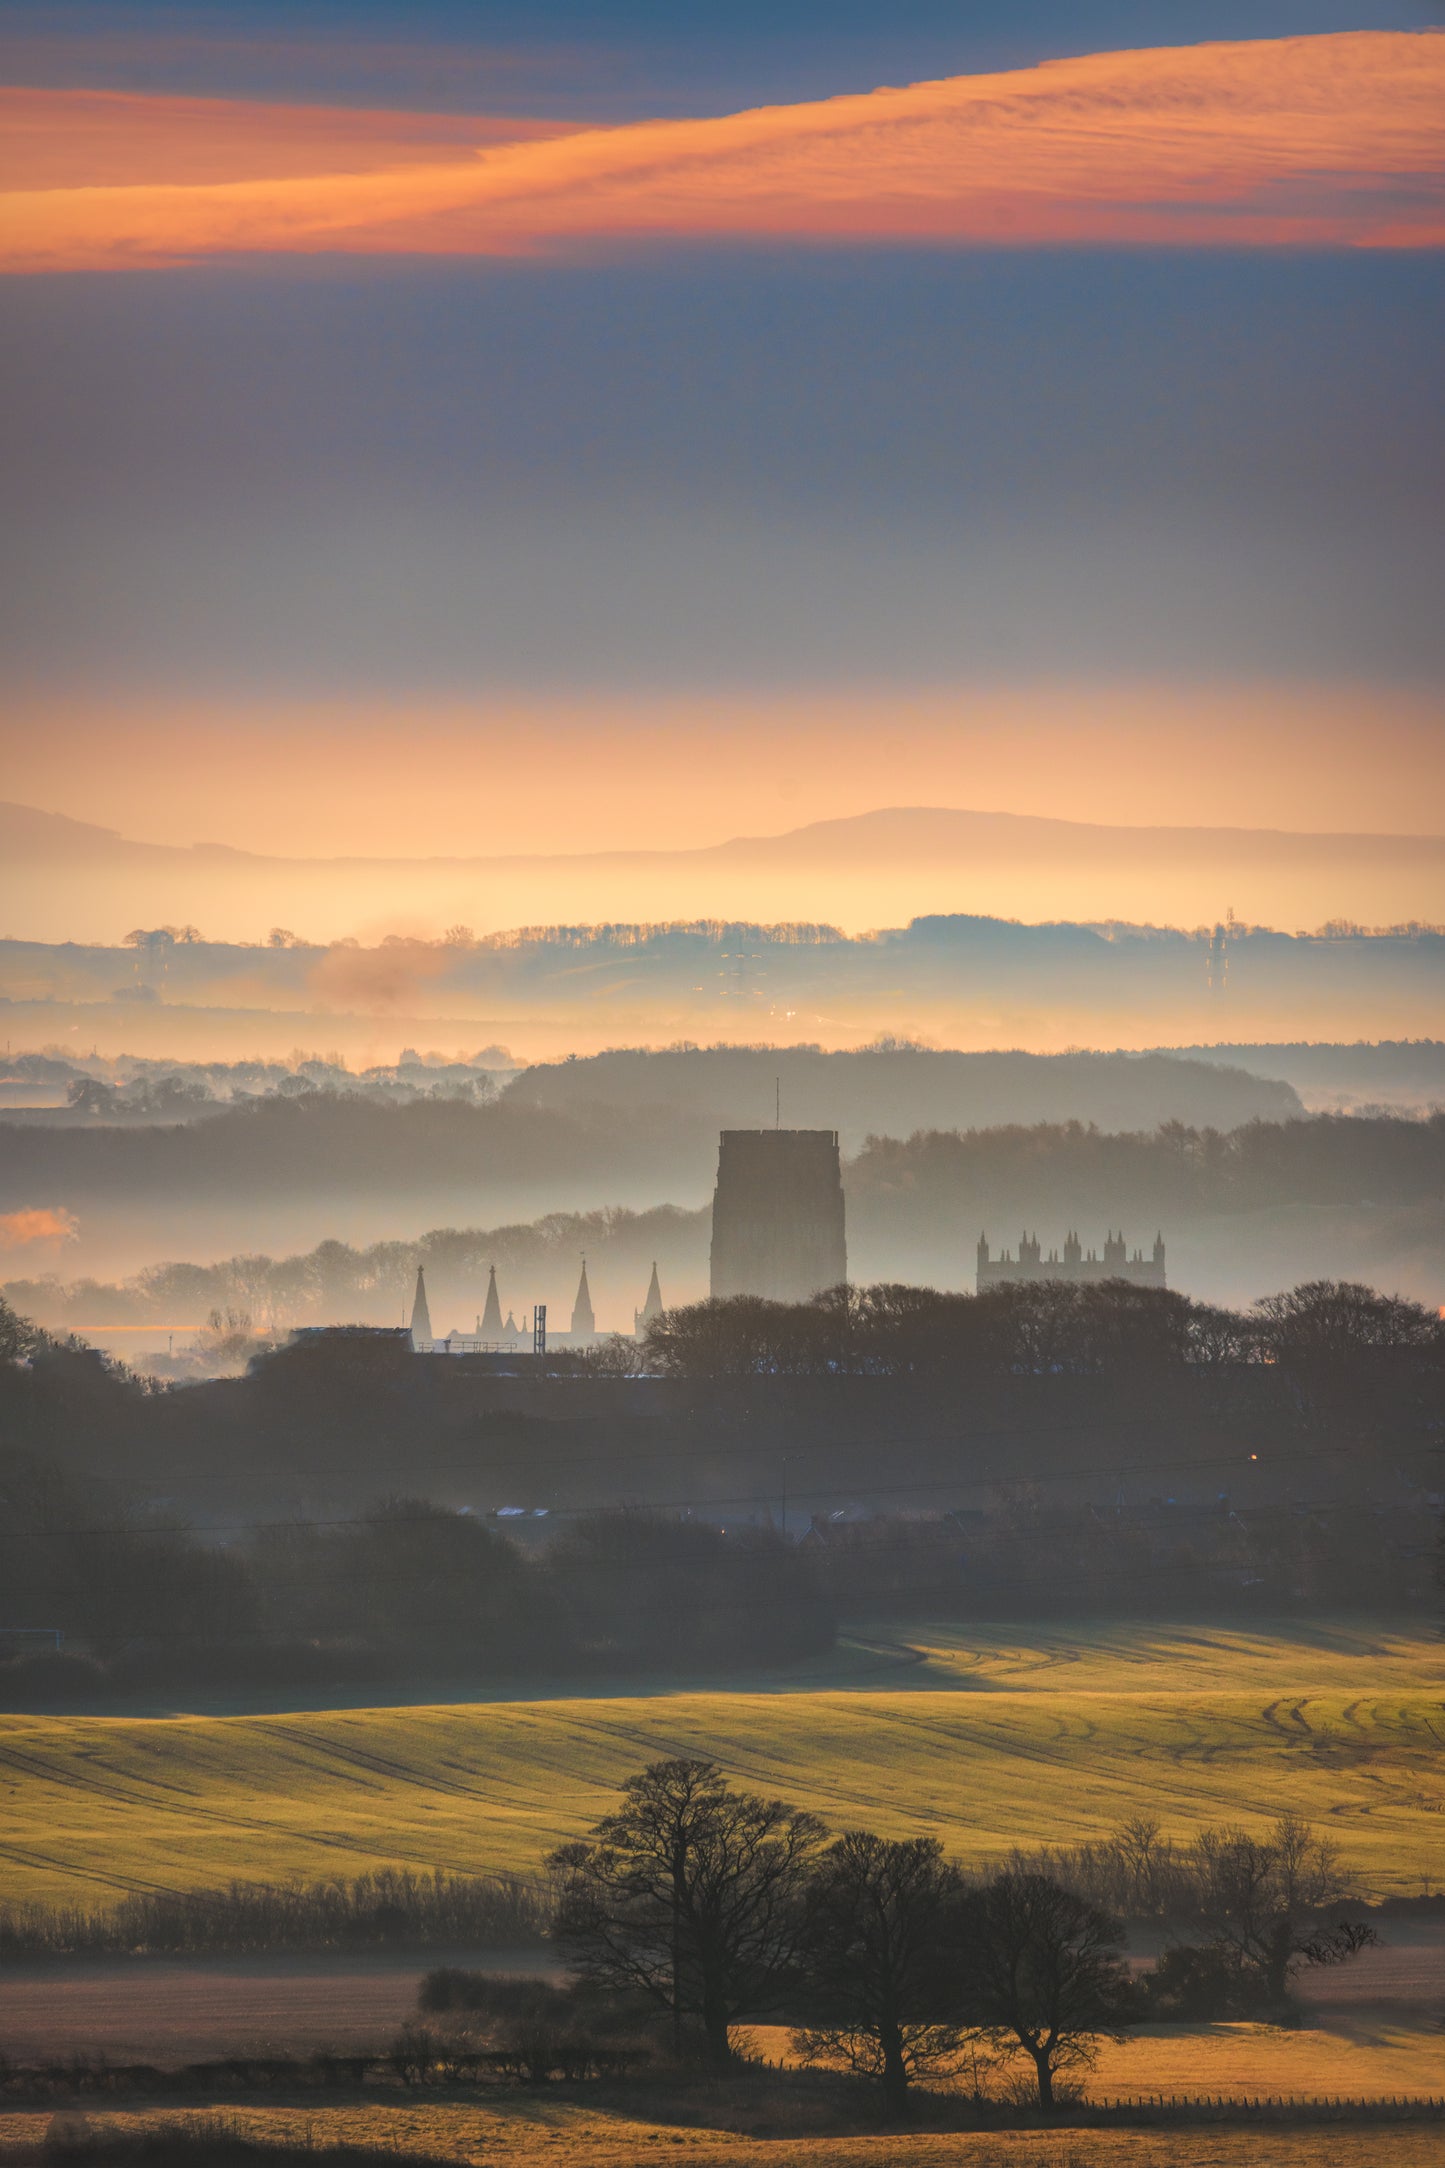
3,32,1441,271
309,939,452,1013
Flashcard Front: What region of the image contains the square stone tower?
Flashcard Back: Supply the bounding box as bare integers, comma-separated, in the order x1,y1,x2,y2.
709,1129,847,1303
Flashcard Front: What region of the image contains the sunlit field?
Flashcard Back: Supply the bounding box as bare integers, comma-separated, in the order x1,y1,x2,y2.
2,1622,1439,1910
745,2016,1445,2097
0,2106,1442,2168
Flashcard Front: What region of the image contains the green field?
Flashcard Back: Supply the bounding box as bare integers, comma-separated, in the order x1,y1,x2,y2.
2,1621,1440,1909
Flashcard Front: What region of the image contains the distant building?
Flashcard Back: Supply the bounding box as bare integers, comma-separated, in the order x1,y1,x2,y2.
409,1266,433,1351
976,1230,1166,1292
710,1129,847,1304
405,1256,658,1356
570,1259,595,1339
434,1263,530,1354
634,1261,664,1341
479,1265,505,1338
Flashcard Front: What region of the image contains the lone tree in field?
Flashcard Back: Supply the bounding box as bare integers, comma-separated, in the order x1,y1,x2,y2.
548,1758,825,2068
1187,1813,1377,2009
792,1831,967,2120
965,1872,1135,2108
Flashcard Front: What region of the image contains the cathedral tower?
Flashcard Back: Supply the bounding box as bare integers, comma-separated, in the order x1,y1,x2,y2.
710,1130,846,1303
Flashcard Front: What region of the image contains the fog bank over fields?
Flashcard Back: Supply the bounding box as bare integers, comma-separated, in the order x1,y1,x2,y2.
3,912,1444,1063
8,1100,1442,1326
0,1046,1299,1288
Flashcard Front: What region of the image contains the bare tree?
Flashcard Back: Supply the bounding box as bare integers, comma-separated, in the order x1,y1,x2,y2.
1188,1813,1376,2007
549,1758,825,2067
964,1872,1135,2108
67,1076,119,1116
643,1295,811,1379
1252,1281,1442,1360
792,1831,966,2119
194,1306,262,1368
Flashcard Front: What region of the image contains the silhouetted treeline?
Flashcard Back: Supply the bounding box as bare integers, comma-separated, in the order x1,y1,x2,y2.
547,1763,1375,2102
1,1469,1435,1711
0,1089,686,1214
0,1447,835,1697
32,1051,511,1120
644,1277,1445,1428
0,1053,1304,1234
7,1205,704,1334
7,915,1444,1057
849,1109,1445,1226
0,1865,547,1959
3,1267,1441,1551
798,1493,1431,1619
509,1044,1300,1139
11,1108,1445,1333
1161,1037,1445,1108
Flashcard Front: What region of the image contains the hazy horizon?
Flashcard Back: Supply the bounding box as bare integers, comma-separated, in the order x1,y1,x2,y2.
3,0,1442,1329
6,798,1445,954
4,8,1442,918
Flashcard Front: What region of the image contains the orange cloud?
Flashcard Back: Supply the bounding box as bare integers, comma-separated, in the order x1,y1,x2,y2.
0,1206,80,1248
1,32,1440,271
0,88,573,191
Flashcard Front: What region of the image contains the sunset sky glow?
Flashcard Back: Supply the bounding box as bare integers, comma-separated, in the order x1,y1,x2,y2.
1,0,1441,893
3,33,1443,269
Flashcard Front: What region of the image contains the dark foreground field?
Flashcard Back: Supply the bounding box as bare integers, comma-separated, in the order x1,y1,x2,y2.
0,1950,556,2062
0,1927,1442,2132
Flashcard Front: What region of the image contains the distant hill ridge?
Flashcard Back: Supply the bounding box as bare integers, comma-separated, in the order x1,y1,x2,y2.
3,798,1442,876
6,798,1442,986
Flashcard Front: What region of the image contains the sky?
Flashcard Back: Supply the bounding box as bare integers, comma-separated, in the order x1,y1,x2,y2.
1,1,1443,875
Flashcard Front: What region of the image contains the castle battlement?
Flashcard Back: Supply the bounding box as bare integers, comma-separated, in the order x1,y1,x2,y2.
976,1229,1166,1292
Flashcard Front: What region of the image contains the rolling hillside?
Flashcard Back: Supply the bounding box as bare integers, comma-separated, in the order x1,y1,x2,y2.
3,1622,1437,1912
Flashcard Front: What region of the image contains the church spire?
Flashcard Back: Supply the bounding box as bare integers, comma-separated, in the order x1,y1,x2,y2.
480,1264,504,1337
635,1260,664,1340
409,1266,433,1351
571,1257,595,1339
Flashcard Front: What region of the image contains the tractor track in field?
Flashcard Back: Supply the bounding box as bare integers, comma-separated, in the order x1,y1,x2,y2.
5,1629,1440,1910
248,1720,501,1801
0,1739,489,1882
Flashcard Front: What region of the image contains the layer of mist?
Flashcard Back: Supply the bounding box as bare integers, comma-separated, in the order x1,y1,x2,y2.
0,1046,1297,1289
9,1108,1443,1331
3,912,1442,1061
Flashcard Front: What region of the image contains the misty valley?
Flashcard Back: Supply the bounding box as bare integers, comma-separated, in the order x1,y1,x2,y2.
4,8,1444,2161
